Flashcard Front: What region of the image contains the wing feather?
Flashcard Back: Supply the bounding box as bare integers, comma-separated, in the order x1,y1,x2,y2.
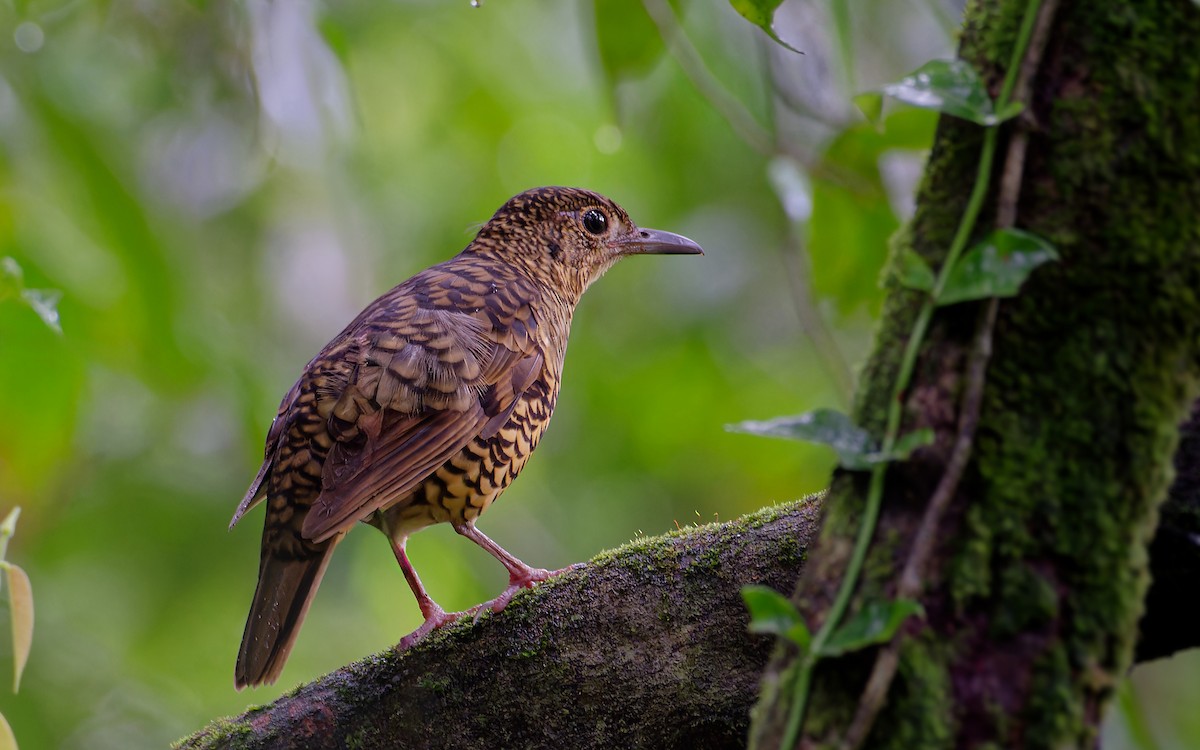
297,267,545,542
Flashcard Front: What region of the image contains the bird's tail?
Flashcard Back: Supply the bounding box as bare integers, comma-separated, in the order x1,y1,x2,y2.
235,537,340,689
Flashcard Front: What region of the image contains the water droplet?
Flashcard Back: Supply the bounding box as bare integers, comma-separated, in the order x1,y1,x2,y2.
14,21,44,54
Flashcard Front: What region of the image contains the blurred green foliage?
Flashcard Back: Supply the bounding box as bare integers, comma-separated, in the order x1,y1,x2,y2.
0,0,1191,747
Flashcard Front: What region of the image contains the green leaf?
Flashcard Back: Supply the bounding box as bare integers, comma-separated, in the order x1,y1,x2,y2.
820,599,923,657
729,0,802,54
938,228,1059,305
877,59,1002,126
852,92,884,125
742,585,811,649
994,101,1025,124
0,259,62,333
4,564,32,692
0,711,15,750
896,249,935,292
727,409,876,470
728,412,933,470
892,428,935,459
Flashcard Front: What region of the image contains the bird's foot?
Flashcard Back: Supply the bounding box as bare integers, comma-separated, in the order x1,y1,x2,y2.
396,604,482,651
481,562,587,615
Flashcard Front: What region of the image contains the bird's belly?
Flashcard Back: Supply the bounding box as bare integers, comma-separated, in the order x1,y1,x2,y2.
380,385,554,538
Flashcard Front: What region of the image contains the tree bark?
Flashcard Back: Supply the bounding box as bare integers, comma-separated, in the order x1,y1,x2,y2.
749,0,1200,748
178,500,822,750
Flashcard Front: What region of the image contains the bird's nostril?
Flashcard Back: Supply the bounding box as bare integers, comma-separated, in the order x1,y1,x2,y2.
640,230,650,238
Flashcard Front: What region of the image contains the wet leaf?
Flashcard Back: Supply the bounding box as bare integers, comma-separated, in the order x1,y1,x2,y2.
729,411,932,470
0,258,63,333
729,0,802,54
820,599,923,657
891,428,935,459
877,60,1002,126
728,409,876,470
743,585,811,649
938,229,1059,305
19,289,62,335
4,564,32,692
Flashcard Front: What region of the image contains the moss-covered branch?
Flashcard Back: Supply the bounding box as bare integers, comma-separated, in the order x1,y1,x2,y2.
178,499,821,750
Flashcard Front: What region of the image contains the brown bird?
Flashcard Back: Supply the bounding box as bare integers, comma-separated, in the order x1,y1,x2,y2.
229,186,702,688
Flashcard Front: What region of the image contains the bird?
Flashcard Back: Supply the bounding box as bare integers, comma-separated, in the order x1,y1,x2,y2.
229,186,702,688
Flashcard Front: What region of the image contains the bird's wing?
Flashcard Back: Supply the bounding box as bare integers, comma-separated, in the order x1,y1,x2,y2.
300,272,543,542
230,380,302,529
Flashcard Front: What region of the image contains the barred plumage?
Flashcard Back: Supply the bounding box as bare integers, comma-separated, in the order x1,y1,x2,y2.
230,187,702,688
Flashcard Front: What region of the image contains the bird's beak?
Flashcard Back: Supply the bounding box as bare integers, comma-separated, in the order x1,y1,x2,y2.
611,228,704,256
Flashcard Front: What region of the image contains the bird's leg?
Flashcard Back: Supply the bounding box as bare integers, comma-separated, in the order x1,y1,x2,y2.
380,518,479,650
453,521,583,614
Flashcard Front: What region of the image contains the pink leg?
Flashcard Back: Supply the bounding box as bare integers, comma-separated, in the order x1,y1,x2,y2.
387,535,479,650
453,521,583,613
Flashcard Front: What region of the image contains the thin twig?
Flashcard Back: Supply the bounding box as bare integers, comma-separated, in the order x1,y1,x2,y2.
839,1,1061,747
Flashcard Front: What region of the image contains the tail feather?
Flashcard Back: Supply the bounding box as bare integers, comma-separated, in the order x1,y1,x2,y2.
235,538,340,689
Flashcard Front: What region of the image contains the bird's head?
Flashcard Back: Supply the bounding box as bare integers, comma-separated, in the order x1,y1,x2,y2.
468,186,702,303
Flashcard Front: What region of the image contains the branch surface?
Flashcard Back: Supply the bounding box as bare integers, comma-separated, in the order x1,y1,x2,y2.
179,499,822,750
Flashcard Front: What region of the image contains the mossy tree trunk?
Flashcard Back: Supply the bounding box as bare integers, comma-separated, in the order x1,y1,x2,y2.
749,0,1200,747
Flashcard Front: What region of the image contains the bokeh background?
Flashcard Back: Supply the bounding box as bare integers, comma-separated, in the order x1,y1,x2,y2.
0,0,1194,747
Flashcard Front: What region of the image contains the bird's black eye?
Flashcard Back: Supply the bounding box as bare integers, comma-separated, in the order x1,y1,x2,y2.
582,209,608,235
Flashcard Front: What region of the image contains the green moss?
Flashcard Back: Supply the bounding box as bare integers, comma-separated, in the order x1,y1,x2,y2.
172,716,256,750
948,501,993,610
1023,646,1083,748
990,564,1058,638
869,637,954,750
417,673,451,692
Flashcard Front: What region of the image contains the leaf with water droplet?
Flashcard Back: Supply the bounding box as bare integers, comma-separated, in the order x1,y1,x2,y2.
728,411,934,470
875,60,1006,126
20,289,62,334
938,229,1058,305
728,409,876,469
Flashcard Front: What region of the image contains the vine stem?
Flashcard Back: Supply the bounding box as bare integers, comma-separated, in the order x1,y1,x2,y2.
778,0,1046,745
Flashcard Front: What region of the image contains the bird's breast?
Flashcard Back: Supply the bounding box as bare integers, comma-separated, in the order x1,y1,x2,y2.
383,366,559,537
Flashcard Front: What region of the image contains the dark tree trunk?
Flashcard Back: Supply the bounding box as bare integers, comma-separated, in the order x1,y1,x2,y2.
749,0,1200,747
